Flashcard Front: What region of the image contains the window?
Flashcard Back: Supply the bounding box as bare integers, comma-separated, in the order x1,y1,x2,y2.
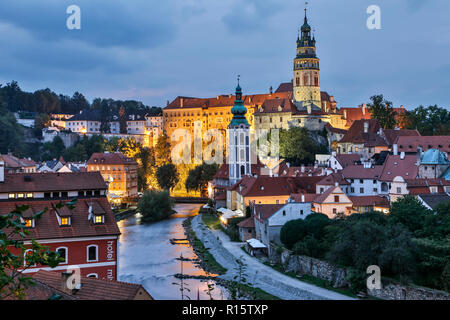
351,187,355,193
87,245,98,262
24,219,33,228
24,249,36,267
333,208,337,214
26,193,33,198
56,247,68,264
8,193,15,199
334,195,339,202
61,217,70,226
17,193,24,199
300,210,304,215
94,215,104,224
360,188,364,193
87,273,98,278
282,210,286,216
359,179,363,184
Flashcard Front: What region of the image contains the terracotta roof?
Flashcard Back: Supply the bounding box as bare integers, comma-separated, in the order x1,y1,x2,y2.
313,186,349,204
1,197,120,241
340,105,406,127
341,165,383,179
406,178,450,195
1,154,36,169
335,154,361,168
164,92,291,110
31,270,153,300
349,196,389,207
254,98,297,114
237,217,255,228
233,175,321,197
254,204,285,222
379,154,418,181
382,129,420,146
339,119,387,147
395,136,450,153
0,172,107,194
87,153,138,166
290,193,317,203
317,173,350,186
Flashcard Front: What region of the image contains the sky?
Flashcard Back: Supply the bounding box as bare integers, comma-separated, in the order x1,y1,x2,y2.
0,0,449,110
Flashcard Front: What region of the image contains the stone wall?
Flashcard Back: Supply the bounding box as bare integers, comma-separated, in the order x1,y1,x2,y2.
268,243,348,288
269,243,450,300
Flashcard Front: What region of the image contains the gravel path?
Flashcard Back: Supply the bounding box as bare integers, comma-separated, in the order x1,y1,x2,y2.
191,214,355,300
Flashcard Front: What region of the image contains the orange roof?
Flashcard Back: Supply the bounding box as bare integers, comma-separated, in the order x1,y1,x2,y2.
395,136,450,153
349,196,389,207
87,152,137,166
379,154,418,181
31,270,152,300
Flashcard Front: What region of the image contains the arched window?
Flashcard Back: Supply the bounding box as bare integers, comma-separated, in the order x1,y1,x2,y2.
87,273,98,278
240,133,244,145
56,247,68,264
24,249,36,267
87,245,98,262
240,165,245,176
240,149,245,162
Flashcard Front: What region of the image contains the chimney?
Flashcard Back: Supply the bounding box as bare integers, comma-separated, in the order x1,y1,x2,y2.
0,157,4,183
301,194,305,202
417,147,423,165
393,143,398,155
307,104,311,114
286,162,290,168
335,181,339,187
180,98,184,108
269,86,273,95
364,121,369,133
301,165,305,173
400,152,405,160
61,272,72,295
343,109,347,119
166,100,169,106
362,103,366,115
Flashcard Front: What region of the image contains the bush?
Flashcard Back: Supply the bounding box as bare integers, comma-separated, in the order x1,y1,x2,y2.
138,190,174,223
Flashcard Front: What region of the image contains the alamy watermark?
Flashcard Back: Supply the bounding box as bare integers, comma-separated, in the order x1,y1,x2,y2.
66,5,81,30
367,5,381,30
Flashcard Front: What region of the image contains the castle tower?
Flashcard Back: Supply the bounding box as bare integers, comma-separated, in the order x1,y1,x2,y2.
228,78,251,184
293,8,321,107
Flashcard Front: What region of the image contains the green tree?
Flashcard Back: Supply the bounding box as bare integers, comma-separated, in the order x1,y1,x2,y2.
367,94,397,129
389,196,431,234
280,219,308,249
185,163,219,196
0,106,26,156
155,134,171,166
279,127,322,165
118,105,127,134
138,190,174,223
402,105,450,135
136,147,156,191
33,113,51,138
156,163,180,191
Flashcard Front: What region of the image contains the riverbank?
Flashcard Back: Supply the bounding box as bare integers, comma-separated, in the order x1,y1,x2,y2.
190,214,355,300
183,216,279,300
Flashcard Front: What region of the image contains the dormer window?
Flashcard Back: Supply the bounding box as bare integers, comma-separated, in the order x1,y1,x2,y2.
55,205,72,227
24,219,33,228
94,215,104,224
89,201,106,225
61,217,70,226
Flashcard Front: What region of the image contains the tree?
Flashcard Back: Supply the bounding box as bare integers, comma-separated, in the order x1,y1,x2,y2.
136,147,156,191
138,190,174,223
156,164,179,191
185,163,219,196
402,105,450,135
280,219,308,249
389,196,431,234
0,202,76,299
118,105,127,134
367,94,397,129
33,113,51,138
0,107,26,156
155,134,171,166
279,127,322,165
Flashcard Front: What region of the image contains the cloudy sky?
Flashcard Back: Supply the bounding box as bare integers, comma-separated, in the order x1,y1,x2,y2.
0,0,449,110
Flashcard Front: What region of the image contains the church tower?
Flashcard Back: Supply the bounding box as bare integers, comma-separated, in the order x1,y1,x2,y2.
228,78,251,185
293,8,321,108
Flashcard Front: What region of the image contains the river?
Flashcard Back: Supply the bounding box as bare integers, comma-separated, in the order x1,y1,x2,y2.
117,203,229,300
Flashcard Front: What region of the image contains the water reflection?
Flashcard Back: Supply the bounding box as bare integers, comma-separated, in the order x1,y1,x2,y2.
118,203,229,300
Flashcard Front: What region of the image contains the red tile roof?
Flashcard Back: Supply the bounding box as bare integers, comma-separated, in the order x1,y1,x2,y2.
237,217,255,228
1,197,120,241
406,178,450,195
87,152,138,166
254,98,297,114
0,172,107,193
379,154,418,181
395,136,450,153
290,193,317,203
313,186,349,204
339,119,388,147
342,165,383,179
317,173,350,186
254,204,285,222
341,105,406,127
382,129,421,146
31,270,153,300
335,154,361,168
349,196,389,207
1,154,36,169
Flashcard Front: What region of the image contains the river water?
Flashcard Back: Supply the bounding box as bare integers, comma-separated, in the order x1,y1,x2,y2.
117,203,229,300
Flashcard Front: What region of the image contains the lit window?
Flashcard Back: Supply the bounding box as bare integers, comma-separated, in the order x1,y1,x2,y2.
24,219,33,228
94,215,104,224
26,193,33,198
17,193,25,199
24,249,36,266
8,193,15,199
61,218,70,226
